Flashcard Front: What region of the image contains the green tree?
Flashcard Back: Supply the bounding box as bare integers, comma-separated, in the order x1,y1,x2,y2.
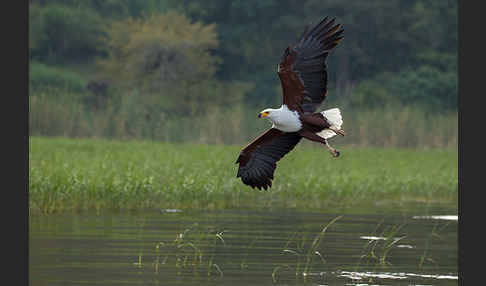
388,66,457,110
29,0,171,19
100,11,249,116
172,0,457,109
29,3,107,63
28,0,457,111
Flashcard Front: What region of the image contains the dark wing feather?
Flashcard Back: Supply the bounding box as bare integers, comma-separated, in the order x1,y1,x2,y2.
236,128,302,190
278,17,344,113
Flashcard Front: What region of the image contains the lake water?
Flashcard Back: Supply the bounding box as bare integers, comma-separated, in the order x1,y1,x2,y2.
29,203,458,286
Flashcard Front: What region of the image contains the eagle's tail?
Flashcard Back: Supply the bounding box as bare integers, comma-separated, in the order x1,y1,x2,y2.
317,108,343,139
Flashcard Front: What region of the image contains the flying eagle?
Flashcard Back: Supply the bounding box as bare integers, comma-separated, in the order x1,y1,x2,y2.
236,16,345,190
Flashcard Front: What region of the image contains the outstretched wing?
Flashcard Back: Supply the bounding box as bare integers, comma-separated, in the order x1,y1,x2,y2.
278,17,344,113
236,128,302,190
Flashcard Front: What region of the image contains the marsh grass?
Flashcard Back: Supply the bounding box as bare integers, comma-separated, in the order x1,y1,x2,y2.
272,216,343,283
150,223,226,277
355,221,407,272
29,89,457,148
148,218,344,282
147,216,437,283
29,137,457,214
29,89,251,145
338,104,458,148
350,218,455,285
240,236,259,269
133,216,147,268
418,220,453,270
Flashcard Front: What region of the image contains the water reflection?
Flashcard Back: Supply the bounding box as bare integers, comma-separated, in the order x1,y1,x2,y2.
29,205,457,286
412,215,458,221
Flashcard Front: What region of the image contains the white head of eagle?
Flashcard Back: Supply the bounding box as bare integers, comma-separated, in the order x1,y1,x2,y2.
258,105,302,133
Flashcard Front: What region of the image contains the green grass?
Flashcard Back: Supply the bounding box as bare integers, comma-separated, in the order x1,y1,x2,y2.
29,137,458,214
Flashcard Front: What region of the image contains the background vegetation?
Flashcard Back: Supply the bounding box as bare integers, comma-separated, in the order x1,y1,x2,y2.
29,137,457,214
28,0,457,148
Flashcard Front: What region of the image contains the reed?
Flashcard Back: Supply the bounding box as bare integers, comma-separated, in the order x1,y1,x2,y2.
272,216,343,282
132,217,455,282
150,223,226,277
419,220,454,270
29,137,458,214
29,88,457,148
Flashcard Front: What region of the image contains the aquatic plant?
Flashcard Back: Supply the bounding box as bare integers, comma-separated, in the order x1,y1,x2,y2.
151,223,226,277
272,216,342,282
355,220,407,272
419,219,454,269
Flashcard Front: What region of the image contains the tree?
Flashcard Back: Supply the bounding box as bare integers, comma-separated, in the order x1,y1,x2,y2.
29,3,107,63
172,0,457,109
29,0,458,111
99,11,249,116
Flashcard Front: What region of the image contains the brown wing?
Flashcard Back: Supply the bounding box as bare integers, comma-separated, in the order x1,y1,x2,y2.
278,17,344,113
236,128,302,190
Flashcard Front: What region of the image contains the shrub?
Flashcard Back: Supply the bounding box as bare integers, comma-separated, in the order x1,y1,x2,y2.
29,4,106,63
99,11,250,116
344,64,457,111
388,65,458,110
29,61,86,93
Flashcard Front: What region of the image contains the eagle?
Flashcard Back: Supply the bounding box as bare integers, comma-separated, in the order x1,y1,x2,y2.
236,16,345,190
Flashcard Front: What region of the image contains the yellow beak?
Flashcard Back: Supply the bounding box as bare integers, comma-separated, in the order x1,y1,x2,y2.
258,112,269,118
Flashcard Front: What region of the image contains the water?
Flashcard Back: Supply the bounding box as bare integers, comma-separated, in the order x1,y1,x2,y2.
29,204,458,285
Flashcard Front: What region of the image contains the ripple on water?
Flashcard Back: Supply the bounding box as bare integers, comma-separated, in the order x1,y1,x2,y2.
412,215,458,221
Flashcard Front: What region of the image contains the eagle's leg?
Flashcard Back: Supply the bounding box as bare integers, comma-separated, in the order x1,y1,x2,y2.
298,129,340,157
300,113,345,136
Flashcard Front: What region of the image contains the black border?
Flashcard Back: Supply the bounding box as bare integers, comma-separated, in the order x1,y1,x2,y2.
458,1,480,284
24,1,29,285
458,1,463,284
458,0,462,281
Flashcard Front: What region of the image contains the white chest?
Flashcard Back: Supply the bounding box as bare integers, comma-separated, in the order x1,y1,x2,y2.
271,105,302,132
